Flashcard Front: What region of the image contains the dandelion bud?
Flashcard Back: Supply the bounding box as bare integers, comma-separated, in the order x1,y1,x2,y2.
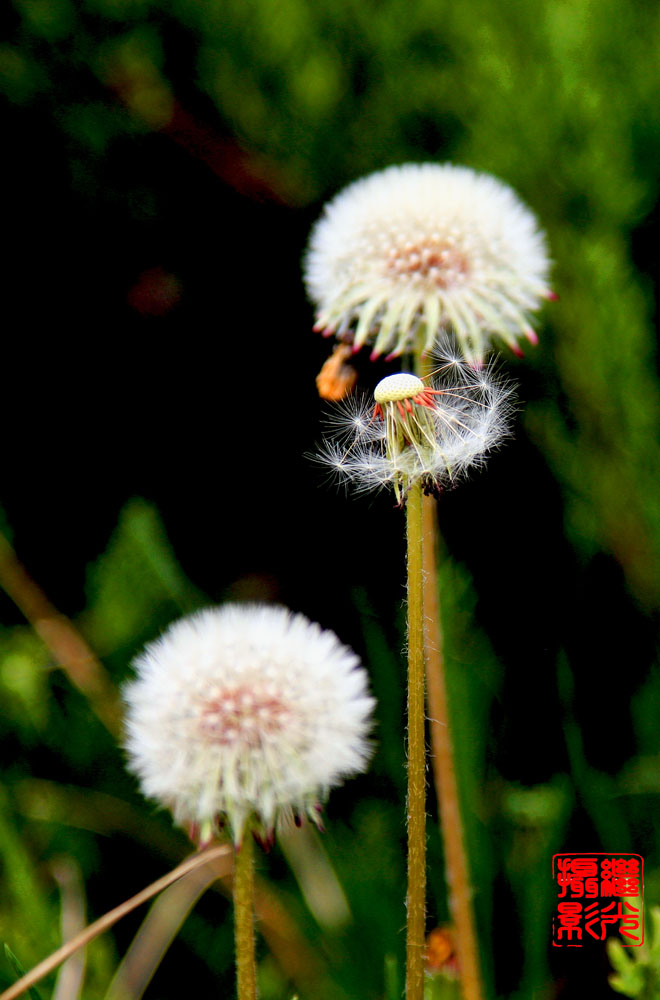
304,163,551,365
123,604,375,844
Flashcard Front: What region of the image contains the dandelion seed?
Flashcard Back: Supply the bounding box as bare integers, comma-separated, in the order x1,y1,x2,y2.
316,346,512,503
123,604,375,844
304,163,551,365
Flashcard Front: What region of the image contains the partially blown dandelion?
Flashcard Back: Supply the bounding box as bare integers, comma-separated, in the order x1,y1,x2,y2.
304,163,551,365
318,350,512,503
123,604,375,845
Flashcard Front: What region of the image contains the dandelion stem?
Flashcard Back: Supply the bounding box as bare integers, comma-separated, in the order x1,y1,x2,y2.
406,479,426,1000
234,831,258,1000
421,498,484,1000
416,350,485,1000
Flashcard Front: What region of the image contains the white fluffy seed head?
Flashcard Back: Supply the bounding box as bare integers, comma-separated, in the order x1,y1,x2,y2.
374,373,424,402
122,604,375,844
304,163,551,364
315,344,513,502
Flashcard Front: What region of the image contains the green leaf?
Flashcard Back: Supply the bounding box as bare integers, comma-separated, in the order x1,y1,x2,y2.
4,944,44,1000
83,499,206,657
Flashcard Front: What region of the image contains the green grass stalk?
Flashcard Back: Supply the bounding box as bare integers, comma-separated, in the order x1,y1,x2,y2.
0,846,230,1000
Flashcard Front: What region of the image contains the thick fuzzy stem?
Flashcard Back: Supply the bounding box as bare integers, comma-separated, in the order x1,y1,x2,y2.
234,832,258,1000
414,349,485,1000
422,498,484,1000
406,480,427,1000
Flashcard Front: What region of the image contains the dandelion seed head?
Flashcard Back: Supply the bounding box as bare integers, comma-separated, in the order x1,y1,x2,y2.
315,347,513,503
123,604,375,844
374,373,425,403
304,163,551,364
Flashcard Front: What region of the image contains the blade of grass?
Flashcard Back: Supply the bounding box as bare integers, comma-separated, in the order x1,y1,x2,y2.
0,532,119,733
4,947,44,1000
52,859,87,1000
0,845,231,1000
104,857,229,1000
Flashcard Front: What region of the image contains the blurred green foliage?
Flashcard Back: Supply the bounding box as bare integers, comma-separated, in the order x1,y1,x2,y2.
3,0,660,996
2,496,650,997
4,0,660,607
608,907,660,998
82,499,205,657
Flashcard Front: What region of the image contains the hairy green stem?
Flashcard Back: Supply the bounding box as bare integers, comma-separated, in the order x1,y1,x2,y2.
422,498,484,1000
415,350,484,1000
406,480,427,1000
234,832,257,1000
